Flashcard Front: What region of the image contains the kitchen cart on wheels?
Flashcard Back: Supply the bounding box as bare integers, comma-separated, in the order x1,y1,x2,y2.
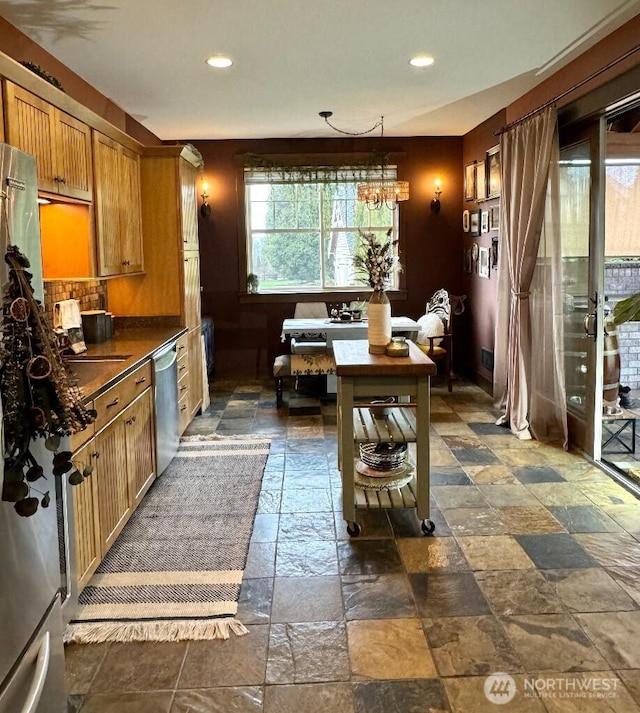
333,339,437,537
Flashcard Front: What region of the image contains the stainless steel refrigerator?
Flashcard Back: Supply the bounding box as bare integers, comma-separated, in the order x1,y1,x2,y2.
0,143,67,712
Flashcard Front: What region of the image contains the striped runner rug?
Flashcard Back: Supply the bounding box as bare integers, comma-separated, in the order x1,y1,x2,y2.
64,435,270,643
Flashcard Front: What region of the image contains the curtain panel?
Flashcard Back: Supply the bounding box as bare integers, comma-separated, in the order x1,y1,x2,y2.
494,106,568,445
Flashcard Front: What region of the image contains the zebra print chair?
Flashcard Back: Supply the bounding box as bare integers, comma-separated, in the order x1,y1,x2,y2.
415,289,466,392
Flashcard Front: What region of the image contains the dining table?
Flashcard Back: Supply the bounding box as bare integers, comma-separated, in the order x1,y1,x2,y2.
280,316,420,346
281,316,420,392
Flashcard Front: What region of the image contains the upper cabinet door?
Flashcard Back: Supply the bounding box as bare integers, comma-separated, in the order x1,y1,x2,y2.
120,146,143,273
4,82,93,200
179,159,199,252
4,82,58,193
93,132,143,276
93,132,123,276
54,111,93,201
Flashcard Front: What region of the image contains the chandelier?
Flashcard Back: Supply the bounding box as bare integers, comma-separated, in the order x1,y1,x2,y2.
319,111,410,210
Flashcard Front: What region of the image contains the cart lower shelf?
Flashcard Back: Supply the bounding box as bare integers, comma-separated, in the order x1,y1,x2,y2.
354,475,418,509
347,475,436,537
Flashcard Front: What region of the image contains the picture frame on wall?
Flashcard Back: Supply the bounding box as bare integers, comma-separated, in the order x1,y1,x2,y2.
463,247,473,273
462,210,470,232
481,210,489,234
491,236,499,269
470,209,480,237
490,204,500,230
475,161,486,202
486,145,501,199
479,246,490,278
464,162,476,201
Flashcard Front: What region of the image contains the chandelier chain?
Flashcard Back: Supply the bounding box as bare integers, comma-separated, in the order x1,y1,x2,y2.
321,112,384,137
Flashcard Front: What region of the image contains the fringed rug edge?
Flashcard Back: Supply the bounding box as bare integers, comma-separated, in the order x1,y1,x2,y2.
180,433,272,443
64,617,248,644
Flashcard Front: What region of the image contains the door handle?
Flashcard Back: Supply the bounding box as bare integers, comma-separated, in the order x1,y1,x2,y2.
21,631,50,713
583,312,597,339
583,291,598,340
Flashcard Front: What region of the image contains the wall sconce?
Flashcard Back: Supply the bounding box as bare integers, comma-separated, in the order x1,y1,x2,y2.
430,180,442,213
200,181,211,218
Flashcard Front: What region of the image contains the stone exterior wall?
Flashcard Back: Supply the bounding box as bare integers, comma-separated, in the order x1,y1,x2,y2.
605,261,640,390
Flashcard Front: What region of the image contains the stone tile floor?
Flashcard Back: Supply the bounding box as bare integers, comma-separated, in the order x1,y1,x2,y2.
66,379,640,712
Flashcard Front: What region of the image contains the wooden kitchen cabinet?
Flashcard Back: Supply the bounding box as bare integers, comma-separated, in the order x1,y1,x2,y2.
71,439,101,591
188,326,203,419
107,144,205,429
95,410,130,554
71,362,156,593
125,387,156,509
93,131,143,276
184,252,201,331
4,81,93,201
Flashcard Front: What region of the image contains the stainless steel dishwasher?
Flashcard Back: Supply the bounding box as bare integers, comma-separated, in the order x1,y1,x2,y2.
153,340,179,476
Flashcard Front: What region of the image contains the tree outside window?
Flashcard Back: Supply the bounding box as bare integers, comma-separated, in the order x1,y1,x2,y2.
245,166,399,292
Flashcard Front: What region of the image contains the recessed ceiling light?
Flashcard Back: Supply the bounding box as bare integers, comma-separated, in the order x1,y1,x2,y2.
409,55,435,68
206,55,233,69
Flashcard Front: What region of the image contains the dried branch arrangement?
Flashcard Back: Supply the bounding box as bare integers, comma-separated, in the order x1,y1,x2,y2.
1,246,96,516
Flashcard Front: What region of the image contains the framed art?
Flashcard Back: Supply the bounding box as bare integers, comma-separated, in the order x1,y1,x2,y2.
481,210,489,234
464,246,472,273
470,209,480,237
479,246,490,278
475,160,486,202
464,162,476,201
463,210,470,232
486,145,501,199
490,204,500,230
491,236,499,269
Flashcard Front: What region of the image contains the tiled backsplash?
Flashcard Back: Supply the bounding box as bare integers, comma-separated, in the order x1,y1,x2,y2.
43,279,107,326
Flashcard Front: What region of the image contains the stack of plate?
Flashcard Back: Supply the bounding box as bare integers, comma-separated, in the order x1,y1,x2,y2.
359,442,407,470
354,460,414,490
355,442,411,490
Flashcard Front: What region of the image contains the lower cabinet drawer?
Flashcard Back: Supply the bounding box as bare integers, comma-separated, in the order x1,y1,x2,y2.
93,361,152,432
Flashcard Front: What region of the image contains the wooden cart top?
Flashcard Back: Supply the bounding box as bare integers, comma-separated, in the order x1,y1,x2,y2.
333,339,436,377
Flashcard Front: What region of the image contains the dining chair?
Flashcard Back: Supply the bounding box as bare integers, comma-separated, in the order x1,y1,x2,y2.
415,290,466,392
290,302,329,354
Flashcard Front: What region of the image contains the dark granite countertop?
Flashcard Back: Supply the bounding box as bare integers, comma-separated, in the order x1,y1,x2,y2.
64,326,187,401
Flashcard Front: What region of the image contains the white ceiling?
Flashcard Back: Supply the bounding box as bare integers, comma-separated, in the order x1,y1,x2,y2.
2,0,640,140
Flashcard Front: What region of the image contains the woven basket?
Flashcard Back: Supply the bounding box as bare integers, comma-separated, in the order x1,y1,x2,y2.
359,442,407,471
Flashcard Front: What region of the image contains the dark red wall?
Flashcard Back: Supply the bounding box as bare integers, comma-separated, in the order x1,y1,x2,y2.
190,136,463,378
460,111,506,390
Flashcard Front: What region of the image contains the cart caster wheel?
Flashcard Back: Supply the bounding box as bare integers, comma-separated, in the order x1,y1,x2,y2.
346,521,361,537
421,519,436,535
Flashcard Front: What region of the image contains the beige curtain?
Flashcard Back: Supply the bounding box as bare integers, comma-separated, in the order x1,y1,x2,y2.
494,106,568,444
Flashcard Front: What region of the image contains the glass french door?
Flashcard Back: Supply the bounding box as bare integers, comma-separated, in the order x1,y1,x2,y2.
559,119,605,459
